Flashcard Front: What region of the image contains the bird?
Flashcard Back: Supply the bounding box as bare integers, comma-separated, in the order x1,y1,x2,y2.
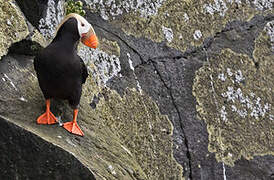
34,13,98,136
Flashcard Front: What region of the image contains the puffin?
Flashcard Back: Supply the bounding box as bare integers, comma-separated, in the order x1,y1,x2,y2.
34,13,98,136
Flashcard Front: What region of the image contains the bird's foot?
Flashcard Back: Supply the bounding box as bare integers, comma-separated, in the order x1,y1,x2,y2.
37,111,57,125
63,121,84,136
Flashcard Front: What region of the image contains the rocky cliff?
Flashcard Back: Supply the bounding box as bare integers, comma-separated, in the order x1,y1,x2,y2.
0,0,273,179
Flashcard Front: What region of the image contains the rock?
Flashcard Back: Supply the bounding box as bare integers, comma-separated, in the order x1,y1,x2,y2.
15,0,48,29
83,0,274,179
0,0,29,59
85,0,274,52
1,0,273,179
15,0,65,41
0,116,96,180
193,18,274,166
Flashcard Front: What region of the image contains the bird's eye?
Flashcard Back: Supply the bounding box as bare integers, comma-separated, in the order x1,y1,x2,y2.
81,23,85,27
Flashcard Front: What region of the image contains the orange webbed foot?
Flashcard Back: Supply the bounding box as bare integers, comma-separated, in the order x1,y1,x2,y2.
37,111,57,125
62,109,84,136
37,99,57,125
63,121,84,136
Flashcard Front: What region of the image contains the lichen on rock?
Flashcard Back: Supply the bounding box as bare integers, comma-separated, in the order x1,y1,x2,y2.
29,29,48,48
193,24,274,166
78,42,121,88
0,0,29,59
84,0,165,20
92,88,183,179
264,20,274,52
99,38,120,57
85,0,274,52
38,0,65,40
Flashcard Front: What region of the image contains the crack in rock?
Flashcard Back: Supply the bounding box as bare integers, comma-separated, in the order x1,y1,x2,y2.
183,14,274,62
149,59,193,179
93,24,145,63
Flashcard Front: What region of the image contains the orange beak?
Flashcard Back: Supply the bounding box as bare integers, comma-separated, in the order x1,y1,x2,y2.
81,29,98,49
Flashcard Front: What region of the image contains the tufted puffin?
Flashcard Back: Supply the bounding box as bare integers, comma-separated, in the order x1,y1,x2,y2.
34,13,98,136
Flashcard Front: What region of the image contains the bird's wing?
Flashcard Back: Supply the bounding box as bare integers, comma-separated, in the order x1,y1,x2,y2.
79,56,88,84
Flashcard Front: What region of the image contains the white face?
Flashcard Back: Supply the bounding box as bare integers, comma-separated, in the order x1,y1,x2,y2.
75,14,93,37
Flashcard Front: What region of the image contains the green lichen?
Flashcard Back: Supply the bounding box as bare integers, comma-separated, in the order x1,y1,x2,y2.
30,29,48,47
92,88,183,179
65,0,85,16
0,0,29,59
193,26,274,166
82,74,183,179
86,0,273,52
100,38,120,57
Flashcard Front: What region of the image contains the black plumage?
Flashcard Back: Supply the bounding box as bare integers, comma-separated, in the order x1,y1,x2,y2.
34,14,98,136
34,18,88,109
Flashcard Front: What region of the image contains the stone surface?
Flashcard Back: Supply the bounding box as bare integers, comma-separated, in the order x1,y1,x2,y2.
0,0,29,58
85,5,274,180
15,0,48,29
91,89,183,179
193,17,274,166
85,0,274,52
193,48,273,166
0,116,96,180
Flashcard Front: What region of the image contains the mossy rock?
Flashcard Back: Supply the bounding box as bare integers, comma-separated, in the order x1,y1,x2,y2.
86,0,274,52
0,0,29,59
193,23,274,166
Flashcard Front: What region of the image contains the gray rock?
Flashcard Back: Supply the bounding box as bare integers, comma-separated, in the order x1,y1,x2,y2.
0,116,96,180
